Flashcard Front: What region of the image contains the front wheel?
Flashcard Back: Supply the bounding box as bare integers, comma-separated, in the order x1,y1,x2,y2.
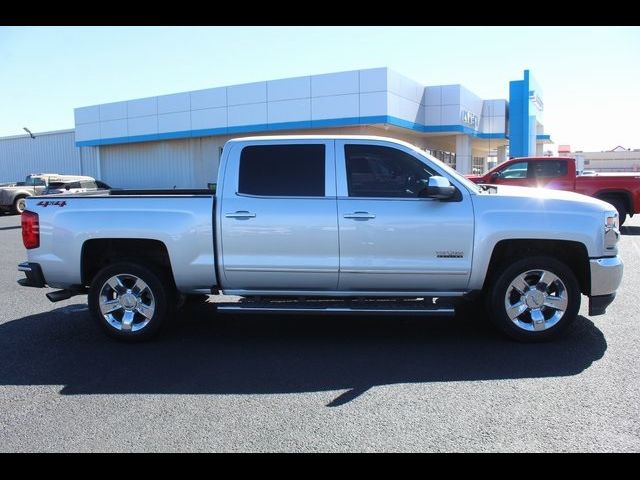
487,256,580,342
88,262,176,342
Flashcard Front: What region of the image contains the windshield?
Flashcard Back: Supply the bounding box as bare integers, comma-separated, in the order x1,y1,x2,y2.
25,175,46,187
407,145,482,193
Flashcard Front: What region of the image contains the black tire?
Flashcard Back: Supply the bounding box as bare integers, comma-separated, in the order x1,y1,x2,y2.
13,196,27,215
604,197,627,226
88,262,176,342
487,255,580,342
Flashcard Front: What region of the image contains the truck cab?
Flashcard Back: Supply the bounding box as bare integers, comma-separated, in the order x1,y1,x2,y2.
468,157,577,190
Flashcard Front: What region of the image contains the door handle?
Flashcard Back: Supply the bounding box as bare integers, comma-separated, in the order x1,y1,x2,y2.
225,211,256,219
343,211,376,220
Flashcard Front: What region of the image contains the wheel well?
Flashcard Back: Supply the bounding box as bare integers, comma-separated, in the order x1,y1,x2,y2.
595,190,631,214
485,239,590,295
81,239,174,286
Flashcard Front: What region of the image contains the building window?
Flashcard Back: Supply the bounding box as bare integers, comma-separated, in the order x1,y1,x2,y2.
429,150,456,170
238,144,325,197
472,156,486,175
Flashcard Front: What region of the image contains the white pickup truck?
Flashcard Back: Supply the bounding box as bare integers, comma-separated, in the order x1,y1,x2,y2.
18,135,623,342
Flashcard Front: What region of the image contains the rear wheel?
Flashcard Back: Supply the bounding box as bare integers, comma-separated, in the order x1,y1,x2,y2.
487,256,580,342
13,196,27,214
88,262,176,342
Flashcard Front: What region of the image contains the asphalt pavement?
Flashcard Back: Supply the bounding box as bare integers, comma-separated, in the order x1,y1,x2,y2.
1,211,639,452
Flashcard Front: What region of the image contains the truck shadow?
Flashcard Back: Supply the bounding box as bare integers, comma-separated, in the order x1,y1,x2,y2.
0,303,607,406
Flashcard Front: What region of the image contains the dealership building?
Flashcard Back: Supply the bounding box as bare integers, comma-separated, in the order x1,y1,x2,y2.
0,68,550,188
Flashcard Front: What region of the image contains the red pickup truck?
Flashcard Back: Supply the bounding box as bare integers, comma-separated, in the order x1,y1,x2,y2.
467,156,640,225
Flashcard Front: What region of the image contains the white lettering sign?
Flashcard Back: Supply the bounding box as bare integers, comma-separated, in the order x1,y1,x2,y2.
461,110,479,129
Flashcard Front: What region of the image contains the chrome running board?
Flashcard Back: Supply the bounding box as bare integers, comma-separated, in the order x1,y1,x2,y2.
215,299,455,317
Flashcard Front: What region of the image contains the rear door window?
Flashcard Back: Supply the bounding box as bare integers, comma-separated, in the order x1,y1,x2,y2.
532,161,568,178
239,144,325,197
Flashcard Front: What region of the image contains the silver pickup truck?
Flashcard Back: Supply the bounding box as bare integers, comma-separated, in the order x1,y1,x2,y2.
18,135,623,342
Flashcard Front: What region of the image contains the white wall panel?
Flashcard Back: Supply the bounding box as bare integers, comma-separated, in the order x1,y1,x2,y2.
267,99,311,124
359,68,387,92
127,97,157,118
158,112,191,133
158,93,190,114
100,119,128,139
227,82,267,106
99,101,127,121
75,106,100,124
359,92,388,117
424,105,441,125
460,86,483,116
442,105,462,125
190,87,227,110
191,108,227,130
311,71,359,97
387,70,423,104
387,93,423,123
267,76,310,101
75,123,101,142
311,94,359,120
441,85,461,105
485,116,507,134
482,99,507,117
127,116,158,136
228,103,267,126
424,86,442,106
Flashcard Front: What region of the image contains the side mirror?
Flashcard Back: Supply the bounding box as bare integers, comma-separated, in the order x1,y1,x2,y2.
419,176,456,200
65,185,71,191
490,172,500,181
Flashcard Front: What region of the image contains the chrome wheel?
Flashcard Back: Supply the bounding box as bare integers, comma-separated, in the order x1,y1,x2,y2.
99,273,155,332
504,269,568,332
15,198,26,214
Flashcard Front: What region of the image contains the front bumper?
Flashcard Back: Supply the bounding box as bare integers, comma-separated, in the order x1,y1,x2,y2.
17,262,46,288
588,256,623,316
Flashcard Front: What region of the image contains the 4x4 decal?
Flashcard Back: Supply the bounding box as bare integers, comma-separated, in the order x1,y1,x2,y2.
36,200,67,208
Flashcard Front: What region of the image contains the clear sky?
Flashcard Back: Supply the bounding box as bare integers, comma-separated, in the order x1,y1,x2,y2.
1,26,638,152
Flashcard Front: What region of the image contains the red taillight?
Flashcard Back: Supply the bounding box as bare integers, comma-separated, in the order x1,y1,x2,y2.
22,211,40,249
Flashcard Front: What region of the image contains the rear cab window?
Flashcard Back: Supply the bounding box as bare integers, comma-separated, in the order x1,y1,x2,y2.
238,144,326,197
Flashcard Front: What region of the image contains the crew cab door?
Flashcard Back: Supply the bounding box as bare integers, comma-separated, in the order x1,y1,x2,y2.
489,159,573,189
219,140,339,291
335,140,474,292
529,160,573,189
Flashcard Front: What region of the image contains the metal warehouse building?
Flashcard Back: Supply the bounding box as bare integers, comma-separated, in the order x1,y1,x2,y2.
0,68,550,188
